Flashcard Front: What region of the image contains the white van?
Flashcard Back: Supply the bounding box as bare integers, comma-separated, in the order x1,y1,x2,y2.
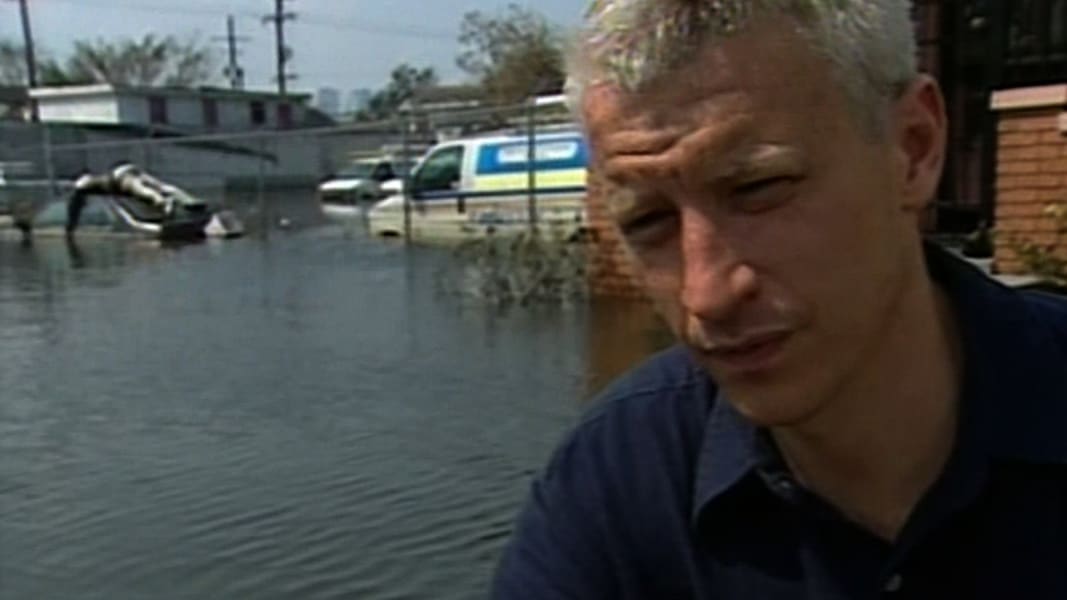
366,130,588,241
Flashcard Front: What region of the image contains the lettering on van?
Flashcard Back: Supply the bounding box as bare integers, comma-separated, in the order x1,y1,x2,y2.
496,141,581,165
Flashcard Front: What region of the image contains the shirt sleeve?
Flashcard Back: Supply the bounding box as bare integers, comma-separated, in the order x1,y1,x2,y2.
490,426,616,599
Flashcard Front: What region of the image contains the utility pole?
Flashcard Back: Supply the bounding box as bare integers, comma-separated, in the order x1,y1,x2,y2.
213,15,249,90
17,0,39,121
263,0,297,98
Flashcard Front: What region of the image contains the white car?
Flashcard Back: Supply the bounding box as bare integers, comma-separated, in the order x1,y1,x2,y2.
318,158,407,217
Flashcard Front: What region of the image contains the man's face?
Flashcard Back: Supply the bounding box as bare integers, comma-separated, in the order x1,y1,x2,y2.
583,18,943,426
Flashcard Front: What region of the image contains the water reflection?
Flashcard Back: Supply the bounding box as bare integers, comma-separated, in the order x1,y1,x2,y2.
584,297,674,397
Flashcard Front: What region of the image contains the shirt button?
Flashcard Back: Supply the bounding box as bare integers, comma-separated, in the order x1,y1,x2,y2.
884,573,903,593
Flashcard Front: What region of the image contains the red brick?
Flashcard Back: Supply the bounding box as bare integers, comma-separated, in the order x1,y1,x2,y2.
1043,158,1067,174
587,171,644,297
1005,114,1060,132
1037,189,1067,202
1002,217,1040,233
1000,132,1042,147
1036,218,1065,233
997,201,1048,219
996,260,1026,275
998,119,1023,134
1040,131,1067,144
1038,145,1063,159
1030,174,1062,189
998,161,1040,175
998,189,1040,204
999,146,1058,161
996,175,1033,191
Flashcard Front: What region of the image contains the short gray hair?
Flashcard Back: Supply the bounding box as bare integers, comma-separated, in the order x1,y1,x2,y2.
566,0,918,135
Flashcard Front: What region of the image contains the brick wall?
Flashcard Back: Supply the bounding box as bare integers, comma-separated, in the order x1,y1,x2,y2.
990,85,1067,274
585,170,647,298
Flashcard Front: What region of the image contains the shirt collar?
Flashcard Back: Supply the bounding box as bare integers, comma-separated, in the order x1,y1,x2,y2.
690,242,1067,526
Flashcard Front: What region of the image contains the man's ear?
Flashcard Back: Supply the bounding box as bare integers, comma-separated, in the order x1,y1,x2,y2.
890,75,947,213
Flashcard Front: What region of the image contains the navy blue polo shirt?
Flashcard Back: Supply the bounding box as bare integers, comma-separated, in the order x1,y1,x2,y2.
492,244,1067,599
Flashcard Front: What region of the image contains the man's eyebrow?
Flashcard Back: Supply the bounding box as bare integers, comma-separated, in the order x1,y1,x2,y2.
697,144,805,182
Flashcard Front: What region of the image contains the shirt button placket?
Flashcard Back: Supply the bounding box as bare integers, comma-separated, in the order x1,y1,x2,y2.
883,573,903,594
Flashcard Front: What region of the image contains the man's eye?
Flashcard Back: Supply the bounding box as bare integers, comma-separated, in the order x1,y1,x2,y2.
619,210,677,244
732,176,799,212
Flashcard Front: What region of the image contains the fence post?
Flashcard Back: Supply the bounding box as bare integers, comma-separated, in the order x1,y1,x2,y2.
41,122,56,202
401,115,412,243
526,98,538,232
258,137,268,239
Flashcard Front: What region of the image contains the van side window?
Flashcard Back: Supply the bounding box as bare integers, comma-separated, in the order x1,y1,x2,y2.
413,146,464,193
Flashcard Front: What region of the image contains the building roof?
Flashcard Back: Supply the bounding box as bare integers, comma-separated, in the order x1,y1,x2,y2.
29,84,311,103
407,85,485,111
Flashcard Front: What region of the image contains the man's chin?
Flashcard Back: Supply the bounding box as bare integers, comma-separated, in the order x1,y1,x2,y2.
725,389,825,428
694,356,823,427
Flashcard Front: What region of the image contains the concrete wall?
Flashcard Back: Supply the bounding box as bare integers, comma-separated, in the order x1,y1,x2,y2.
991,84,1067,274
116,94,149,125
218,100,250,129
163,96,202,128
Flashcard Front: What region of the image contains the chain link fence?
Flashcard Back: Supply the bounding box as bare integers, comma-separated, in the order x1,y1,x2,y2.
0,97,575,236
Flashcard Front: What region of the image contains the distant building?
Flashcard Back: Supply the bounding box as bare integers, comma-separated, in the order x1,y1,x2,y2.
316,87,341,116
344,89,372,114
29,84,319,132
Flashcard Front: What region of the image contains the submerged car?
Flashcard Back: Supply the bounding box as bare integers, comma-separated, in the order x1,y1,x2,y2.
18,165,244,241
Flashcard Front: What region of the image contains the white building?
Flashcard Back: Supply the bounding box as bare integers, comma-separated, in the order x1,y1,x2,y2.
29,84,314,132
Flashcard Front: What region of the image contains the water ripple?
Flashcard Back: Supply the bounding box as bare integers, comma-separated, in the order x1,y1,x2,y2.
0,218,664,599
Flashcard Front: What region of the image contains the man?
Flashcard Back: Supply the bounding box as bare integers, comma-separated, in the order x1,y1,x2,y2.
493,1,1067,598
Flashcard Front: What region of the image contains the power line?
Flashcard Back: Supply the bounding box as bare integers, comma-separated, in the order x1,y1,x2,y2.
30,0,456,40
38,0,262,20
296,15,455,40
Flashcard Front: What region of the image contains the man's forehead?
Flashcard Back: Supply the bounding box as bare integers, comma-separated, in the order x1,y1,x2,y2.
582,83,758,167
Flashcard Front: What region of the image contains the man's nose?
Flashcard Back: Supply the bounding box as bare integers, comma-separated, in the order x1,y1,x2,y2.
679,207,759,322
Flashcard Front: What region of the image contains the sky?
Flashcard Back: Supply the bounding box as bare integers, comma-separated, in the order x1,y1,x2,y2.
0,0,584,96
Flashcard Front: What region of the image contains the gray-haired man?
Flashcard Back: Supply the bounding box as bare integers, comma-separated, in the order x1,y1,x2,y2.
493,1,1067,598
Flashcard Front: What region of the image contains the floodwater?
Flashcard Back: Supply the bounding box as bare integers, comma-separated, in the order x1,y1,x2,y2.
0,200,669,599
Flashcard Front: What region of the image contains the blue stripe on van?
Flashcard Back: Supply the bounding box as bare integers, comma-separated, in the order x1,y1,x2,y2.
414,186,586,202
475,137,589,176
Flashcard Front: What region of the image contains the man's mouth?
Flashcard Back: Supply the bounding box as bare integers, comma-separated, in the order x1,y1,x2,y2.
701,330,793,374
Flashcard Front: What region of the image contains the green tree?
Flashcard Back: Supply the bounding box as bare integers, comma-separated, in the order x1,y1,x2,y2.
0,39,30,85
1013,201,1067,288
38,35,215,87
456,4,565,105
356,63,438,121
